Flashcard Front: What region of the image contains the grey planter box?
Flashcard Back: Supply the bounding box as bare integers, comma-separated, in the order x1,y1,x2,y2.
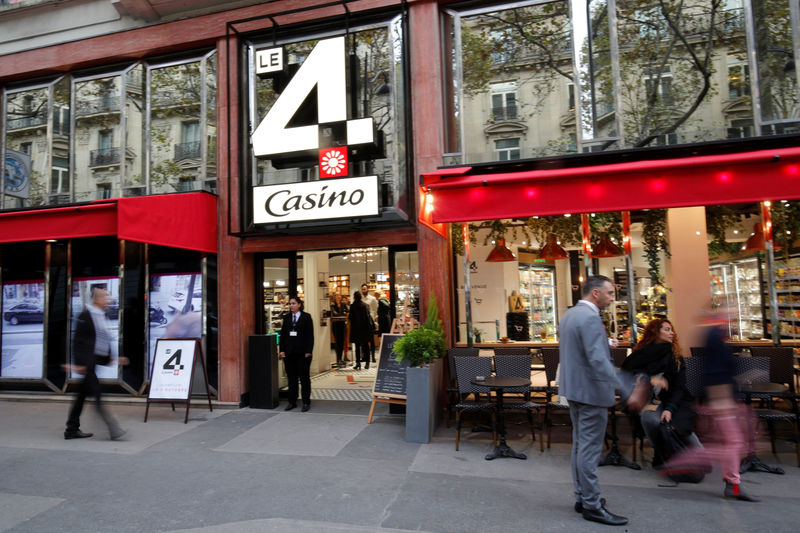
405,358,443,443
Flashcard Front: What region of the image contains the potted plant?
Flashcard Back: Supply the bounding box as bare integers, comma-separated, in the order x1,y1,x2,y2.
394,295,446,443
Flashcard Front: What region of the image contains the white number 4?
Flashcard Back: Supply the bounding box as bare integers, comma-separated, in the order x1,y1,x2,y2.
252,36,374,157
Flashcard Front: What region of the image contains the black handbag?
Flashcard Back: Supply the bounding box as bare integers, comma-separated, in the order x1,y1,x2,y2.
658,423,705,484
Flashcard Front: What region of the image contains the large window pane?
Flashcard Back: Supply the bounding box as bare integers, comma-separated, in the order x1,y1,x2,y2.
3,87,49,208
73,75,123,201
124,64,145,197
615,0,749,147
752,0,799,132
149,60,204,194
205,51,217,193
454,1,576,163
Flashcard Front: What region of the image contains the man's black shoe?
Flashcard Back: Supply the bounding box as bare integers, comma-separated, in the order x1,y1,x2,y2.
582,506,628,526
574,498,605,514
284,403,297,411
64,430,93,440
301,403,310,412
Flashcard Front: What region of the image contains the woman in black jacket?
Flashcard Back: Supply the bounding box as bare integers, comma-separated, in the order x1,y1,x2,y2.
348,291,372,370
622,318,699,466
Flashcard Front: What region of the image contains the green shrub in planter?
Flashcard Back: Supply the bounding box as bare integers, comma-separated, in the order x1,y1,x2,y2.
394,295,446,367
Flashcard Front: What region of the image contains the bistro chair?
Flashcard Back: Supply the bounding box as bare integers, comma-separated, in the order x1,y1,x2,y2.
494,354,544,449
453,356,496,451
493,346,531,356
745,348,800,466
445,347,479,427
541,347,570,449
689,347,706,357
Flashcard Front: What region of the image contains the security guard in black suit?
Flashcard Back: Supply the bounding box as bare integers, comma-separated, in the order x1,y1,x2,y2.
279,296,314,412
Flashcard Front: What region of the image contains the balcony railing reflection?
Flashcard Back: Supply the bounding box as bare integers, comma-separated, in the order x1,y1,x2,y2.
174,141,201,160
90,147,121,166
76,96,120,116
6,114,47,130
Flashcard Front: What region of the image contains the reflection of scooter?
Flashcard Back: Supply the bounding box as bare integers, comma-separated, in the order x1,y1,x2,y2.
149,306,168,325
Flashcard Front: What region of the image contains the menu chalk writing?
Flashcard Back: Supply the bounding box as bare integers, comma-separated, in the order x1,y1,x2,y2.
372,334,408,399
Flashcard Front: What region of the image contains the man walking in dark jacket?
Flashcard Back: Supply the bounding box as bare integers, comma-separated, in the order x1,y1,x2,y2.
64,287,127,440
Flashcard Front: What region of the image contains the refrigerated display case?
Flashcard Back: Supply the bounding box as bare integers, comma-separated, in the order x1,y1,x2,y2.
767,256,800,340
518,264,558,342
709,257,764,340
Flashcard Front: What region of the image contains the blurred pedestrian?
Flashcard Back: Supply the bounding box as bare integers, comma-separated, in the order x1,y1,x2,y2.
65,287,127,440
559,275,650,526
660,307,760,501
279,296,314,412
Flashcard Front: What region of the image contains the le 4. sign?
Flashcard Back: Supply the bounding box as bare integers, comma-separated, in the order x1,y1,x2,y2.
252,37,376,179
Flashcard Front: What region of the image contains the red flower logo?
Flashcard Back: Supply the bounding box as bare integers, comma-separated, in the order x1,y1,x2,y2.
319,148,348,178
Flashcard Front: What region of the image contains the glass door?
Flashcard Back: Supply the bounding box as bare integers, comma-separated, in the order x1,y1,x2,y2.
256,253,298,335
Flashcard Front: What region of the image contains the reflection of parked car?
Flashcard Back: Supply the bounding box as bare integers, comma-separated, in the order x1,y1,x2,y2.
105,298,120,320
4,303,44,325
167,290,202,313
149,306,168,325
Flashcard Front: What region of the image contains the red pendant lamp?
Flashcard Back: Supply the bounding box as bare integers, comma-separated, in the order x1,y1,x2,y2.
538,233,568,260
486,238,516,262
592,232,623,258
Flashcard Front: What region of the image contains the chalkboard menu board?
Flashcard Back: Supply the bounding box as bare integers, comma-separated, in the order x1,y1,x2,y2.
372,334,408,399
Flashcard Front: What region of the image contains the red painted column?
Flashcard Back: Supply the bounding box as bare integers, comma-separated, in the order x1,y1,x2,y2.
410,1,453,342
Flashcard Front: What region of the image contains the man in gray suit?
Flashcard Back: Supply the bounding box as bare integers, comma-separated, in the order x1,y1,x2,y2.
560,275,648,526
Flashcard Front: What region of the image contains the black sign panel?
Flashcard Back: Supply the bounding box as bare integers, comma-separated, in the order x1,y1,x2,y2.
372,334,408,399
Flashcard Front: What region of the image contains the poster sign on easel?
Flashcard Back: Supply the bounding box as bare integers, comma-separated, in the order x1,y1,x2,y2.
145,338,212,424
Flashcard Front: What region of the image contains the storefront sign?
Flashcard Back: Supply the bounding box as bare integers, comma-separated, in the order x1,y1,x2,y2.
253,175,379,224
4,149,31,199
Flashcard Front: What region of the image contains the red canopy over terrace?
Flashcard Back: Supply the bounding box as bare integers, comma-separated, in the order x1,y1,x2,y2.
0,192,217,253
423,146,800,223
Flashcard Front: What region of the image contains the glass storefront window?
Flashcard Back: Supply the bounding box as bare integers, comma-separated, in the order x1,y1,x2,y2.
446,0,800,163
148,52,217,195
1,50,216,210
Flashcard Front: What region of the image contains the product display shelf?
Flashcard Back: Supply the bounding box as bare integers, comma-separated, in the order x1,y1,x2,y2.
767,258,800,339
518,264,557,342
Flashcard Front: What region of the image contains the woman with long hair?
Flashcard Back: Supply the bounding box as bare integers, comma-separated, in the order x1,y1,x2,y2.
622,318,699,466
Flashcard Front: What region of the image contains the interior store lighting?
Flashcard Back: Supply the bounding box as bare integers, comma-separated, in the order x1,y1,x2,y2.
486,238,516,262
538,233,568,261
592,233,622,258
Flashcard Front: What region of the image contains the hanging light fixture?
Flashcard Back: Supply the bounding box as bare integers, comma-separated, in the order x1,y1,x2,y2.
742,222,766,252
592,232,623,258
486,238,516,262
538,233,568,261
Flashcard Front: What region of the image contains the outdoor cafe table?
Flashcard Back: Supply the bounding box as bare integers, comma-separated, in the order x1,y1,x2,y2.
739,381,790,475
471,376,531,461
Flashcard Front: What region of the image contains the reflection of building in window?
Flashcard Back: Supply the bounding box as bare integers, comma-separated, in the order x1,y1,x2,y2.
91,129,119,166
728,64,750,99
495,138,520,160
491,82,517,121
727,118,754,138
20,141,31,155
644,69,673,107
97,183,112,199
175,120,200,160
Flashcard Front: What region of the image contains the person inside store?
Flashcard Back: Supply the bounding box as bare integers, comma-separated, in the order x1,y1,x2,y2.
348,290,373,370
559,275,651,526
360,283,378,363
376,290,391,335
64,286,128,440
279,296,314,412
621,318,701,467
659,307,760,502
330,292,349,368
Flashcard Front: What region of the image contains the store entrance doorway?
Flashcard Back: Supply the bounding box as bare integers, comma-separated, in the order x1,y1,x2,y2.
256,246,418,402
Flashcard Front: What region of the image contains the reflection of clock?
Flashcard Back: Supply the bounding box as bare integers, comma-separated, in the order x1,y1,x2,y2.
4,156,26,192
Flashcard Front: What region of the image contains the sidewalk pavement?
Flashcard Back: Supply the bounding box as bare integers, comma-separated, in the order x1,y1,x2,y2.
0,396,797,533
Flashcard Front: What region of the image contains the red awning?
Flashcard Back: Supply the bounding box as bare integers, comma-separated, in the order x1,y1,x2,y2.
423,147,800,223
0,192,217,253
